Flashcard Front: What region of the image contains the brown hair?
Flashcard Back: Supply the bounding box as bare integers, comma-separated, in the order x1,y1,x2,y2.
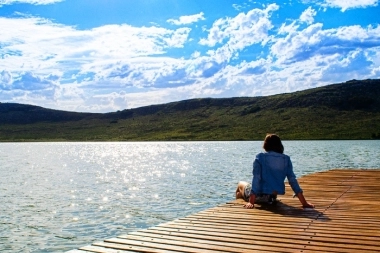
263,134,284,154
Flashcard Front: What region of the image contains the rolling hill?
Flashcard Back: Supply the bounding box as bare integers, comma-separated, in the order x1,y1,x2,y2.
1,78,379,141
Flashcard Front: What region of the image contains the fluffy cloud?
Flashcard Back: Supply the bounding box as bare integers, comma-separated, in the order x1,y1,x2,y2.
0,16,191,81
200,4,278,47
0,70,12,88
305,0,379,11
199,4,279,63
299,7,317,25
1,2,379,113
12,72,57,91
326,0,378,11
239,60,267,76
271,23,380,64
0,15,195,111
0,0,62,5
167,12,205,25
164,28,192,47
278,21,299,35
321,51,373,81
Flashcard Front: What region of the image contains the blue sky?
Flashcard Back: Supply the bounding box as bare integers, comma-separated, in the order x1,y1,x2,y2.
0,0,379,113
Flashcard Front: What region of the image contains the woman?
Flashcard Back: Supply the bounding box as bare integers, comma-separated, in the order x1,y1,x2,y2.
244,134,314,209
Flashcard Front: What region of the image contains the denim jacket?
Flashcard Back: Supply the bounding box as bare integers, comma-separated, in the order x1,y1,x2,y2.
250,151,302,196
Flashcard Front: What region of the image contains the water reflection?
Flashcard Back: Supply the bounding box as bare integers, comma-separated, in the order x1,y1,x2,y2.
0,141,379,252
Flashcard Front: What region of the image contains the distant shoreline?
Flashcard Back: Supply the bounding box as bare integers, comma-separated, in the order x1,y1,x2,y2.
1,79,380,141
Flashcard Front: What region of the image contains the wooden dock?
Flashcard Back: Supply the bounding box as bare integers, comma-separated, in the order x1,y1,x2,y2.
69,169,380,253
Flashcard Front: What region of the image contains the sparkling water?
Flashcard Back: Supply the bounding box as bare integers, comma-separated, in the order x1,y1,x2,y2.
1,141,379,252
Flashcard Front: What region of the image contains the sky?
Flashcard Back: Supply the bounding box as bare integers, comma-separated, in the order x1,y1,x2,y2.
0,0,379,113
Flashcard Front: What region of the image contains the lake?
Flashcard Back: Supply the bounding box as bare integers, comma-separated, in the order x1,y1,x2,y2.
1,141,379,252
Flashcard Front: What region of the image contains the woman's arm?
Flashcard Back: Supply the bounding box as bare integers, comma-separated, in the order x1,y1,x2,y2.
286,158,303,194
244,155,262,209
244,194,256,209
250,155,262,196
296,192,315,208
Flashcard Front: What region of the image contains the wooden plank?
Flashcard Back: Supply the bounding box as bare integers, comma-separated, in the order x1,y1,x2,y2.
120,232,314,253
95,239,232,253
143,226,380,249
152,222,380,245
67,169,380,253
90,242,179,253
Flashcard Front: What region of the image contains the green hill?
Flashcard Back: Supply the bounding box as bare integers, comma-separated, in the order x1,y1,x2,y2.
1,79,380,141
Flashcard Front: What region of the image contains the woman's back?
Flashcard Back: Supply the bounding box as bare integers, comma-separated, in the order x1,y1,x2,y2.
253,151,301,195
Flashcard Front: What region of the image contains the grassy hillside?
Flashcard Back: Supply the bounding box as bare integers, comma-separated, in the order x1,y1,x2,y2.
1,79,380,141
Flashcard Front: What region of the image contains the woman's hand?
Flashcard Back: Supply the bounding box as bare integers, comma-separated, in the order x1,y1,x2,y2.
244,202,254,209
302,202,315,208
244,194,256,209
297,192,315,209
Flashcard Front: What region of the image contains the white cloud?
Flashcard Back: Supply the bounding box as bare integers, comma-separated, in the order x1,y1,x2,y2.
299,7,317,25
199,4,279,63
370,49,380,66
0,15,195,112
164,27,191,47
271,23,380,64
0,16,191,80
232,4,244,11
0,70,12,89
167,12,205,25
172,19,380,104
191,51,201,58
0,0,62,5
82,82,211,112
12,71,57,91
1,3,380,113
306,0,379,11
238,59,268,76
278,21,299,35
79,91,128,112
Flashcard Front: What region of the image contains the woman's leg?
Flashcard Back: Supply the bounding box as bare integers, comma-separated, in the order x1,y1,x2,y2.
236,181,248,199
